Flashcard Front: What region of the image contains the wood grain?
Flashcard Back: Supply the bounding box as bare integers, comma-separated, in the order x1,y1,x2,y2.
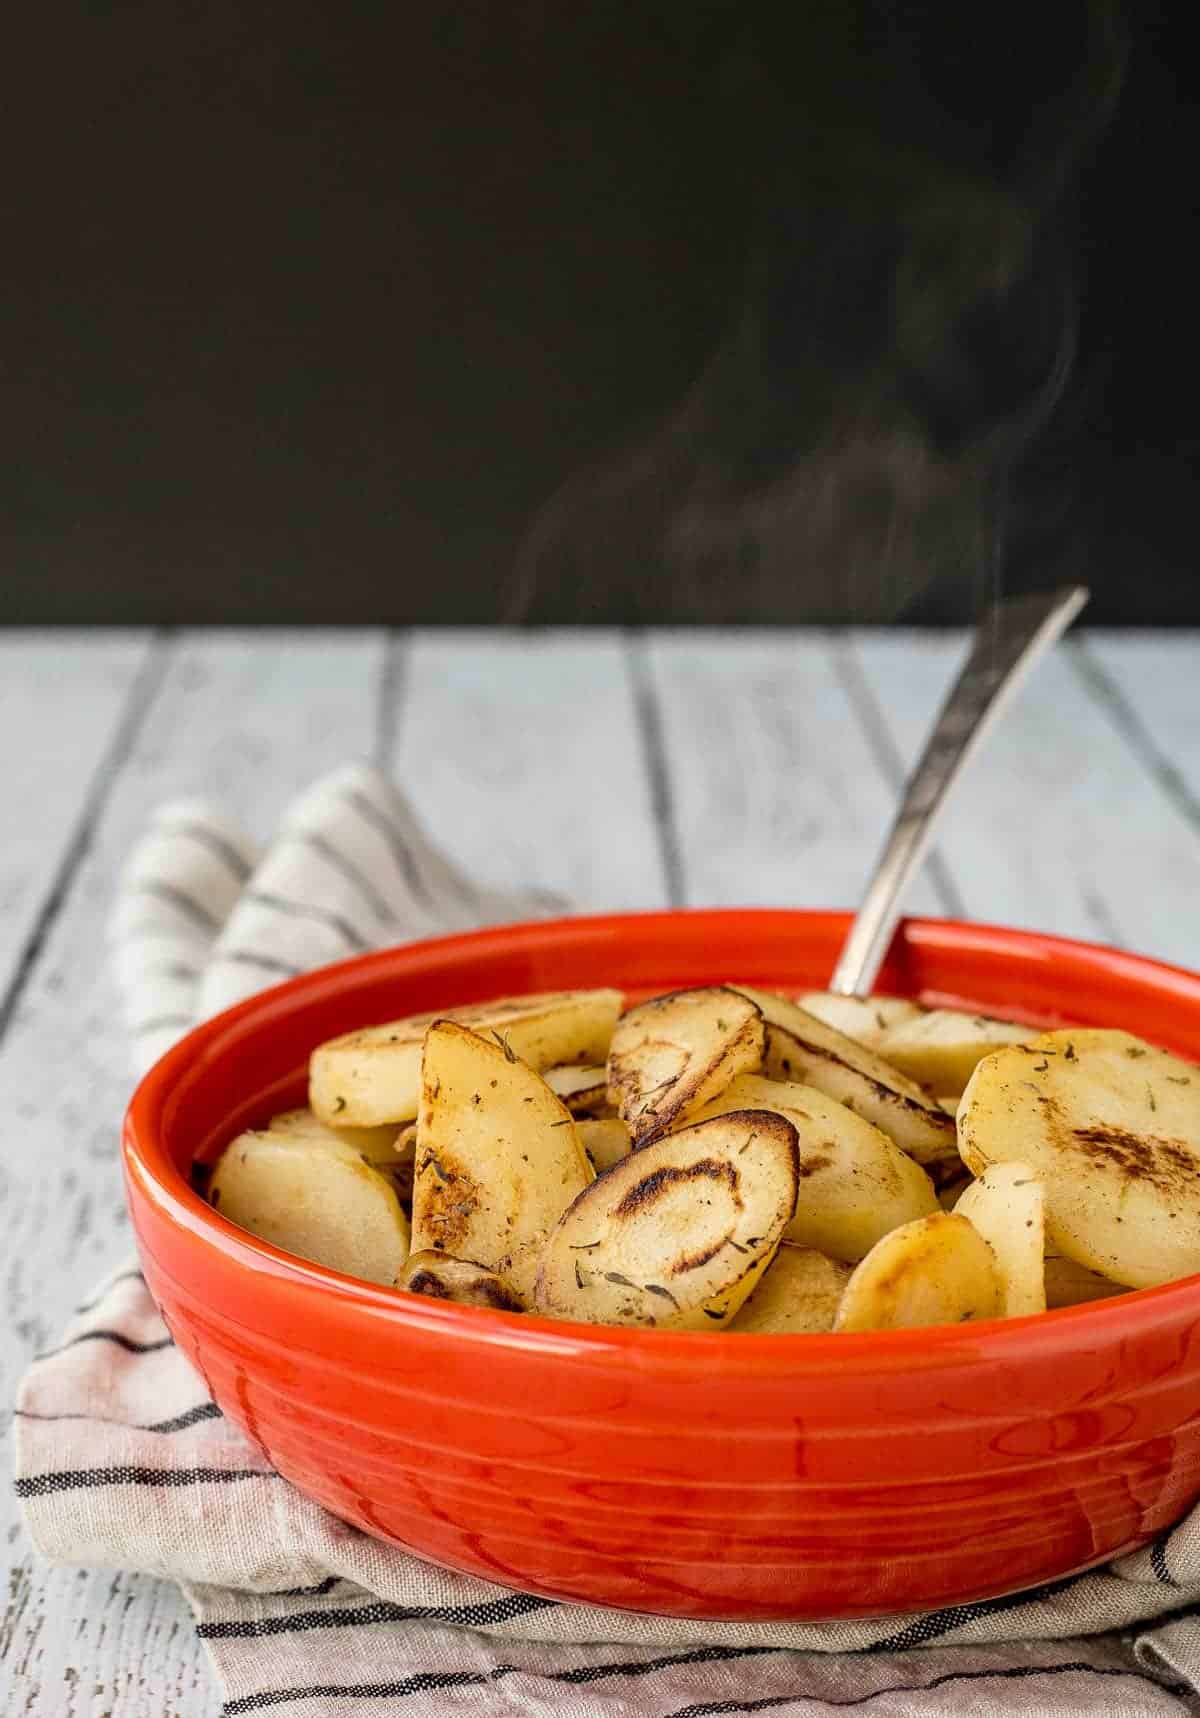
1,630,383,1716
848,631,1200,967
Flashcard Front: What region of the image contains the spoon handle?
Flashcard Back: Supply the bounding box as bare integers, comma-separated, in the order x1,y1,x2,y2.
828,584,1090,998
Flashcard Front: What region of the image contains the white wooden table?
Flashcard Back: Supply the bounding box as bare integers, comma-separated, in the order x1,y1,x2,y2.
2,626,1198,1714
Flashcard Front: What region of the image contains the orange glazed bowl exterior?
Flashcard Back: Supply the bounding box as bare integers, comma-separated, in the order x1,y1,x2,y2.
123,911,1200,1621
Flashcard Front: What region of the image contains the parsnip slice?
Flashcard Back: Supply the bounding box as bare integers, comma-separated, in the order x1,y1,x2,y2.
606,987,765,1146
797,992,924,1050
834,1212,1000,1331
958,1028,1200,1289
577,1117,633,1173
396,1251,523,1312
689,1073,937,1263
535,1110,799,1329
955,1162,1045,1317
730,1244,851,1334
731,986,957,1167
878,1010,1034,1098
266,1105,401,1164
310,988,622,1127
1044,1252,1127,1309
543,1064,611,1116
410,1021,593,1305
209,1130,409,1284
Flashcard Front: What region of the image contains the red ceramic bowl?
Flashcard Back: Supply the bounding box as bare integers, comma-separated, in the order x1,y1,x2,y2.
123,910,1200,1621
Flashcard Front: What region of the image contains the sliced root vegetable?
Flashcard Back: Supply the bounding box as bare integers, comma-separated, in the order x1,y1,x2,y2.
410,1020,593,1306
396,1251,523,1312
796,992,924,1050
310,988,622,1127
606,987,765,1146
877,1010,1034,1098
731,986,957,1168
577,1117,633,1174
543,1064,611,1116
266,1105,401,1164
1044,1252,1127,1309
209,1130,409,1284
535,1110,799,1330
689,1073,937,1263
958,1028,1200,1289
834,1212,1000,1332
730,1244,851,1334
955,1162,1045,1317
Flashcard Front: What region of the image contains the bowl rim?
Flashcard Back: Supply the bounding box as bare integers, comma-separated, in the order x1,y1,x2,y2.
123,907,1200,1375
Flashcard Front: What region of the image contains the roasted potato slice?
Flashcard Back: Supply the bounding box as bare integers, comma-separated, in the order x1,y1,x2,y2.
834,1212,1000,1332
959,1028,1200,1289
535,1110,799,1329
410,1021,593,1305
543,1064,611,1116
1044,1252,1127,1309
310,988,622,1127
266,1105,402,1164
730,1243,851,1334
607,987,765,1146
731,986,957,1167
955,1162,1045,1317
877,1010,1034,1098
577,1118,633,1173
209,1130,409,1284
797,992,924,1050
689,1073,938,1263
396,1251,523,1312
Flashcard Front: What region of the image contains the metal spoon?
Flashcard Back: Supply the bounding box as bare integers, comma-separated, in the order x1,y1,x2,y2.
829,584,1090,997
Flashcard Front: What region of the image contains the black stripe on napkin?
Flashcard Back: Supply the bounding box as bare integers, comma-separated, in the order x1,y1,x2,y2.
216,950,307,979
291,832,394,923
220,1656,1187,1717
243,891,370,951
16,1463,276,1498
1151,1536,1179,1587
14,1400,220,1435
73,1270,146,1315
864,1569,1085,1653
132,1011,194,1036
130,880,223,931
340,788,438,912
199,1591,556,1640
34,1328,173,1362
168,822,254,882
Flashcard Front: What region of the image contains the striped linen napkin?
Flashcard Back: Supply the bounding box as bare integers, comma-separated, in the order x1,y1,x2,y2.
13,763,1200,1716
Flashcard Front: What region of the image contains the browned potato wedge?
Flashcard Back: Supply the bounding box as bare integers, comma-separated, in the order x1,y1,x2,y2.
310,989,622,1127
411,1021,593,1305
689,1073,938,1263
877,1010,1034,1098
730,1244,851,1333
796,992,923,1050
209,1130,409,1284
535,1110,799,1329
731,986,957,1167
543,1064,611,1116
393,1123,417,1162
1044,1252,1127,1309
834,1212,1000,1332
607,987,765,1146
267,1105,401,1165
396,1251,523,1312
577,1118,633,1173
959,1028,1200,1289
955,1162,1045,1317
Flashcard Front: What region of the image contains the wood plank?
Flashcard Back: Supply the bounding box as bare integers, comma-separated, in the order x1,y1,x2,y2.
646,630,950,915
847,630,1200,968
391,629,667,910
0,629,384,1718
0,631,153,998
